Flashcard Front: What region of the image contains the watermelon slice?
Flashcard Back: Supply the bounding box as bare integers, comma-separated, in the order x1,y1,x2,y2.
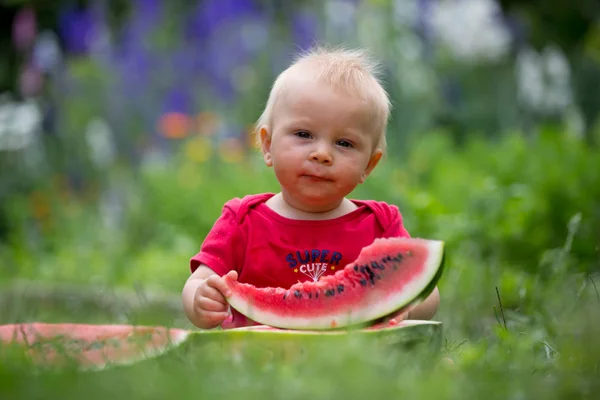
0,323,189,371
0,320,441,370
224,237,445,330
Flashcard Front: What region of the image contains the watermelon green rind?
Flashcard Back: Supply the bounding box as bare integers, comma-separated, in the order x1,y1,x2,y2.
224,238,445,330
184,320,443,352
184,320,444,359
186,320,441,339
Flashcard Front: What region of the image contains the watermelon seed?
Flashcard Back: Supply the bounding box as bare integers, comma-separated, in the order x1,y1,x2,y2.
371,261,385,270
294,290,302,299
325,289,335,297
337,284,344,293
87,341,105,351
353,265,358,272
364,266,376,284
68,339,84,348
282,292,287,300
359,278,368,287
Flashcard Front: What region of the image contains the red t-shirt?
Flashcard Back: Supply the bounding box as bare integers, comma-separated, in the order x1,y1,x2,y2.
190,193,410,328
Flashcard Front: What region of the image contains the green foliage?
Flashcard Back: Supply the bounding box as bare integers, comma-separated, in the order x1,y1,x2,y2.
1,129,599,398
375,129,600,275
3,129,599,287
498,0,599,52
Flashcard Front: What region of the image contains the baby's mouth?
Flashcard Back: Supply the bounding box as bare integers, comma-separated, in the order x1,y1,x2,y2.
302,174,332,182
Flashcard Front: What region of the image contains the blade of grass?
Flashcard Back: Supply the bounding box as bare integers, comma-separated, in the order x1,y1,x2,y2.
495,286,507,331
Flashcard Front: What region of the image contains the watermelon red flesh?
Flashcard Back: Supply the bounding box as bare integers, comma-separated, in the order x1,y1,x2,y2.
224,237,444,330
0,323,188,370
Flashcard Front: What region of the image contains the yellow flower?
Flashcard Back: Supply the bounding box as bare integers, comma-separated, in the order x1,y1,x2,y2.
184,136,212,164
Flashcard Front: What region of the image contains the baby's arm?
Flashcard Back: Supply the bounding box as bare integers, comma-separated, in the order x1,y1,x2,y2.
407,286,440,320
182,265,238,329
384,286,440,322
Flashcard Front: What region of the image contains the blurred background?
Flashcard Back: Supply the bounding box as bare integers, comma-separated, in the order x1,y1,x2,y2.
0,0,599,336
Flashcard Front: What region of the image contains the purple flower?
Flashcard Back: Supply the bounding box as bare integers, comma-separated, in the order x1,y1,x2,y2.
133,0,163,27
58,5,98,54
292,9,319,51
12,7,37,51
184,0,268,102
115,48,151,94
162,88,191,115
185,0,258,40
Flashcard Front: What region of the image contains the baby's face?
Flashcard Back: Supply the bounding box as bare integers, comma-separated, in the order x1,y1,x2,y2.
261,78,382,212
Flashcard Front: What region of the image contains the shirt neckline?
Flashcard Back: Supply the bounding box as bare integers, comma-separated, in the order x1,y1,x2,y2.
255,199,369,227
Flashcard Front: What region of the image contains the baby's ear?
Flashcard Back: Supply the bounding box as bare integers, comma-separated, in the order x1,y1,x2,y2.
260,127,273,167
360,149,383,183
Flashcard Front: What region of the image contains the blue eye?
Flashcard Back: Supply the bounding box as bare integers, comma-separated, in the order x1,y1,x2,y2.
295,131,311,139
337,140,354,148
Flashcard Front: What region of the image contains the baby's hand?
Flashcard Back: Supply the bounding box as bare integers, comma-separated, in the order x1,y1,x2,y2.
193,270,238,328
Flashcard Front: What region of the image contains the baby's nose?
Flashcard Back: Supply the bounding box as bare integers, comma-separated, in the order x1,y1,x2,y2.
310,149,332,164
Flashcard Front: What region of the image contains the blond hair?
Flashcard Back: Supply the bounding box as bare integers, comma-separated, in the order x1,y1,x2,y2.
253,46,391,152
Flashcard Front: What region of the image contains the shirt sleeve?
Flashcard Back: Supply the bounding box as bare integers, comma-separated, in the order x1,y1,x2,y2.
382,203,411,238
364,200,411,238
189,199,244,276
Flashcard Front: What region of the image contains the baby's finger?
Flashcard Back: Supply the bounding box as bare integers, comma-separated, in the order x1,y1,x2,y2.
201,311,230,326
198,284,228,305
197,296,229,313
205,274,234,298
226,270,238,281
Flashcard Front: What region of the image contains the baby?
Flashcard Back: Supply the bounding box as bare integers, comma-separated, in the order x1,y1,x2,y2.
182,47,440,329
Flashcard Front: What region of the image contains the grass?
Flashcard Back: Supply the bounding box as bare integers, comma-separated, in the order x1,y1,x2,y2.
1,131,599,399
